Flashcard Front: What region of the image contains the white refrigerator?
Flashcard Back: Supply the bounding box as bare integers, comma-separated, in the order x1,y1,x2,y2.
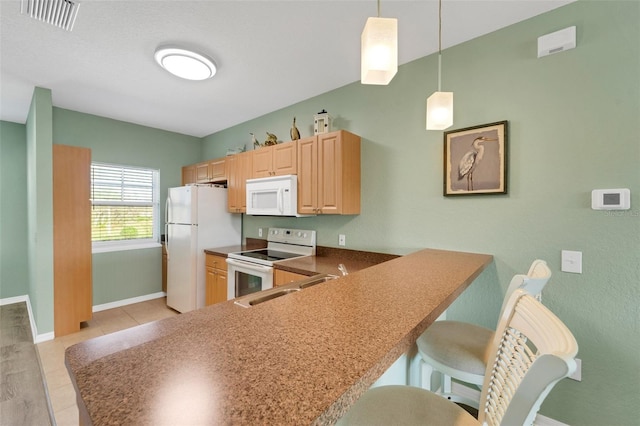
166,185,241,313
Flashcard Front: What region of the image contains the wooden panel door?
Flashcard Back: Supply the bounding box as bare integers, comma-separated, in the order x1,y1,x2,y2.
296,137,318,215
53,144,92,337
208,158,227,182
252,147,273,178
182,165,196,185
195,162,210,183
272,142,297,175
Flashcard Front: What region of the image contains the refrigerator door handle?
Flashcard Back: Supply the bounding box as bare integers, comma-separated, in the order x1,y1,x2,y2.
165,195,170,256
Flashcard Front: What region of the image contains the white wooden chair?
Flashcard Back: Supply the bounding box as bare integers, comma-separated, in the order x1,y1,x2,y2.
337,289,578,426
416,259,552,407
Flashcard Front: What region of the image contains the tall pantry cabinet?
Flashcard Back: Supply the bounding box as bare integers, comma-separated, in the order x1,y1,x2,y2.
52,144,93,337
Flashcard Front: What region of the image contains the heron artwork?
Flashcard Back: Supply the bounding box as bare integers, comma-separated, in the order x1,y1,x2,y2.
457,136,497,191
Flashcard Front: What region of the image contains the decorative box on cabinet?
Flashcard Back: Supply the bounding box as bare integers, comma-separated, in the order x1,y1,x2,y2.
205,254,228,305
297,130,361,215
227,151,253,213
252,142,297,178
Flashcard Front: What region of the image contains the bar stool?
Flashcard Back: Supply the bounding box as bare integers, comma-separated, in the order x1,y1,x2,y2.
337,289,577,426
416,259,552,407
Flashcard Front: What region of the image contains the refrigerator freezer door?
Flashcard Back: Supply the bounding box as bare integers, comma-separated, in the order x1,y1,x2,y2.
167,186,196,225
166,223,197,313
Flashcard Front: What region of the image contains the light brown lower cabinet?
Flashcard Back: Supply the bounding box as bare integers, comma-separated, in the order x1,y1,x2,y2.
205,254,228,305
274,269,308,287
53,144,92,337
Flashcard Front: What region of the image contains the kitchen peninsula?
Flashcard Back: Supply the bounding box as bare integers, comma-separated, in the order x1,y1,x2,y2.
66,248,492,425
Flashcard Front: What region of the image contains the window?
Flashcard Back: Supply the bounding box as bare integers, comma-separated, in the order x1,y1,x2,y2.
91,162,160,252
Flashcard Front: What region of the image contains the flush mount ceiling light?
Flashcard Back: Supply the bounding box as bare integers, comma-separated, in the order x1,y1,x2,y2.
154,46,217,81
361,0,397,85
426,0,453,130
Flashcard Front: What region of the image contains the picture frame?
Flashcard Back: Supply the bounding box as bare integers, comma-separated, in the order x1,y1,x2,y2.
443,121,508,196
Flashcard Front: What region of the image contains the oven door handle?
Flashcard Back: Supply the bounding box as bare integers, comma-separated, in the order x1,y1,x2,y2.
226,258,274,272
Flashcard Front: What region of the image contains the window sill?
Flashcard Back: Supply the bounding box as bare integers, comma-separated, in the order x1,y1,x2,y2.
92,242,162,254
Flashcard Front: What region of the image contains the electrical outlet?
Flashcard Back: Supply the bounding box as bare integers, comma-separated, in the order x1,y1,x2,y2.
338,234,346,246
258,228,263,237
569,358,582,381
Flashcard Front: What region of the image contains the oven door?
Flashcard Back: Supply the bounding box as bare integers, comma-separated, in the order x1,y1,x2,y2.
226,258,274,299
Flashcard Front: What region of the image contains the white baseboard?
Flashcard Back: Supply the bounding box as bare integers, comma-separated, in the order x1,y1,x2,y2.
451,383,568,426
93,292,166,312
1,292,167,343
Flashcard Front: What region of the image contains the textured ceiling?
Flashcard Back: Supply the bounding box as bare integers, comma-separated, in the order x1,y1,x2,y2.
0,0,574,137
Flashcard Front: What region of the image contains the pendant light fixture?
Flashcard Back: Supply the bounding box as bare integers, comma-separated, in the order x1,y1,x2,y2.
154,46,217,81
426,0,453,130
361,0,397,85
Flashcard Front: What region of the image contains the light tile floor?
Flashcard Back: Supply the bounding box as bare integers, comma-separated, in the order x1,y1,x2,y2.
36,297,178,426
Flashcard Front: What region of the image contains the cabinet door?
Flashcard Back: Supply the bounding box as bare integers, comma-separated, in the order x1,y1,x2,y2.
196,162,210,183
252,147,273,178
208,158,227,182
274,269,308,286
272,142,297,175
53,144,92,337
182,165,196,185
213,270,228,304
318,131,361,215
227,152,252,213
205,267,216,306
296,137,318,215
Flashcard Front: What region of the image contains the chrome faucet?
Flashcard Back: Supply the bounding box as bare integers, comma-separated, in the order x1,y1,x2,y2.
338,263,348,276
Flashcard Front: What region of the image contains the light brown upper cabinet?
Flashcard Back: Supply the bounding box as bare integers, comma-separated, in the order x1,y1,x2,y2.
53,144,93,337
297,130,361,215
196,158,227,184
227,151,253,213
252,142,297,178
182,164,196,185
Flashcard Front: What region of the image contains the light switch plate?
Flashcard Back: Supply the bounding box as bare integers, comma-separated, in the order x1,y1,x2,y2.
561,250,582,274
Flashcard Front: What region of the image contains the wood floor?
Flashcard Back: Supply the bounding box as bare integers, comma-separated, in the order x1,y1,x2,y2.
0,302,53,426
1,297,177,426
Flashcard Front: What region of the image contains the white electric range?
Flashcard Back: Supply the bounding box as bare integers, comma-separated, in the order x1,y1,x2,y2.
226,228,316,299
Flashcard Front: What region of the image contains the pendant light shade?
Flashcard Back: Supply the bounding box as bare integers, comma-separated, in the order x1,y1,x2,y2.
361,13,397,85
426,91,453,130
426,0,453,130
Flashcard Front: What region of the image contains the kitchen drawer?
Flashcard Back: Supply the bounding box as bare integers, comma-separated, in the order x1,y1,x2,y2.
206,254,228,270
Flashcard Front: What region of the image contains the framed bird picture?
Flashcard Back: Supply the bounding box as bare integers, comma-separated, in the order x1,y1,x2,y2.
443,121,508,196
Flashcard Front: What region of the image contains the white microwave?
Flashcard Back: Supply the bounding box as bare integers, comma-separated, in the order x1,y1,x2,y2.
246,175,310,217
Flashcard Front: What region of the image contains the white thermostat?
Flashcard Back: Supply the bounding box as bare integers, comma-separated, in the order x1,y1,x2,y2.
591,188,630,210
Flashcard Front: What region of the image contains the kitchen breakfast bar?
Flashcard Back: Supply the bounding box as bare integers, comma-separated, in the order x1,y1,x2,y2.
65,248,492,425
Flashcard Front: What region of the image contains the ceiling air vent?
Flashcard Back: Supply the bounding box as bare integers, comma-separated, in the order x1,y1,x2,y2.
21,0,80,31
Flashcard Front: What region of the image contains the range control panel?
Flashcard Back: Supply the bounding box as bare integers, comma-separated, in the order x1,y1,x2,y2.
268,228,316,247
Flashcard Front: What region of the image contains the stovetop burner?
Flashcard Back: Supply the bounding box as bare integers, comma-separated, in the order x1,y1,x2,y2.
228,228,316,267
236,249,308,263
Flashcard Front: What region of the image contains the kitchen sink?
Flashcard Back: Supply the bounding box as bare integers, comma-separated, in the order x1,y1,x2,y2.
298,275,338,289
247,288,301,306
234,273,338,308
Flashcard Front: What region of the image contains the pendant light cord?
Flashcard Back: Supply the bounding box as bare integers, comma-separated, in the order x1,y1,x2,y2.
437,0,442,91
377,0,380,17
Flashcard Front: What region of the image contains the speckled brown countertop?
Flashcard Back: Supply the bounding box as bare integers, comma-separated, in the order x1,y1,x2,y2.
66,248,492,425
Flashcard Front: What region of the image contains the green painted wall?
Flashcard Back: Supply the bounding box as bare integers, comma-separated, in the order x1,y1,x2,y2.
26,87,55,334
0,121,28,298
202,2,639,425
52,108,203,305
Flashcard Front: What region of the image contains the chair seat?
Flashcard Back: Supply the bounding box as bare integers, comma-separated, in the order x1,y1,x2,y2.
416,321,494,378
336,385,478,426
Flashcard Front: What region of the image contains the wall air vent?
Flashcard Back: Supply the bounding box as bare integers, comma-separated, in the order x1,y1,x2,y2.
21,0,80,31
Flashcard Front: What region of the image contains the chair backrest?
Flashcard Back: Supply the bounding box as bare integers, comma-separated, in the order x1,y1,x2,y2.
499,259,552,318
478,289,578,426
